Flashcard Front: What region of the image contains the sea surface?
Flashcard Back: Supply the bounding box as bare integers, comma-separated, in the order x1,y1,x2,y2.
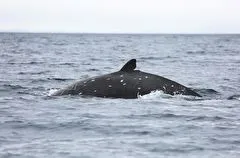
0,33,240,158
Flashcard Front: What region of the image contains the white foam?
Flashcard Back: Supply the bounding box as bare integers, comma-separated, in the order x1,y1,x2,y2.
48,88,59,96
138,90,200,100
138,90,167,99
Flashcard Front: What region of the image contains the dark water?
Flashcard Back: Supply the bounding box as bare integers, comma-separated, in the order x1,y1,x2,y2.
0,33,240,158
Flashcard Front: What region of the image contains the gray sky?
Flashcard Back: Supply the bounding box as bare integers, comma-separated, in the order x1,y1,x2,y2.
0,0,240,33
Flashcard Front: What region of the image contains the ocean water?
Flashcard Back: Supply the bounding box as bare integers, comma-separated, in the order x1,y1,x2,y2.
0,33,240,158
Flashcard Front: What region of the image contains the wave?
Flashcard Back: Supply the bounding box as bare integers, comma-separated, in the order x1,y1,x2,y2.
126,113,193,119
18,71,50,75
139,56,177,60
3,119,102,132
3,120,53,130
47,78,73,81
193,88,220,99
30,78,73,84
87,68,100,72
193,88,219,94
7,61,45,65
59,62,78,66
2,84,27,90
186,50,205,54
227,95,240,101
188,115,225,121
125,113,225,122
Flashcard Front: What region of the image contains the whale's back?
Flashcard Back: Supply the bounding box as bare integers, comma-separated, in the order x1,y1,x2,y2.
52,70,201,98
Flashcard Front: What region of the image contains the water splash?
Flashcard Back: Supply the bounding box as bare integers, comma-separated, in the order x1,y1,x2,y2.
138,90,201,101
47,88,59,96
138,90,172,99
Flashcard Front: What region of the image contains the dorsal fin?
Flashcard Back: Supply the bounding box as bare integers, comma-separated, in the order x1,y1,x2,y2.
120,59,136,72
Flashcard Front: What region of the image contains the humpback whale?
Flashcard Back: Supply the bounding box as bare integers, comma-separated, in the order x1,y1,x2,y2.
52,59,201,98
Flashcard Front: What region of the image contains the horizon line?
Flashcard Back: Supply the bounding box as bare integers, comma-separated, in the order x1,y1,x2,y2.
0,31,240,35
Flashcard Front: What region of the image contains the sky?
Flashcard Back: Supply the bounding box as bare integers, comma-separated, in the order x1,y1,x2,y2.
0,0,240,33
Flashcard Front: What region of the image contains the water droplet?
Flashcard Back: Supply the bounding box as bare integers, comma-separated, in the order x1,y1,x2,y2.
123,83,126,86
108,85,112,88
139,78,142,80
120,79,124,82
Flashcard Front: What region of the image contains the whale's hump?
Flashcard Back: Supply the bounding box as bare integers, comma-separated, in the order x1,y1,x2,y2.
120,59,136,72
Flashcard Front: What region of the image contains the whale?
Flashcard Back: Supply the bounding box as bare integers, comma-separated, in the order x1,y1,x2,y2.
52,59,201,98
